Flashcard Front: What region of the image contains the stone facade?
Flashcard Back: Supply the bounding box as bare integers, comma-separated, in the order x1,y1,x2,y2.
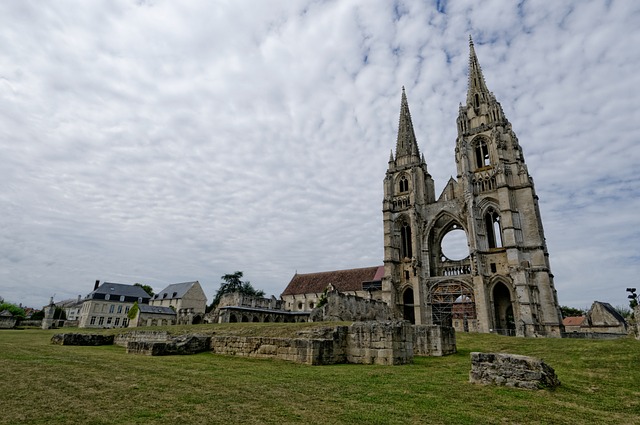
129,304,177,327
150,281,207,324
381,38,563,337
126,335,211,356
580,301,627,334
469,352,560,389
78,281,151,328
0,310,17,329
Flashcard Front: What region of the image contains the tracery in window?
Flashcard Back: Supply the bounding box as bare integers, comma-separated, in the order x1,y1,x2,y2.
399,175,409,192
485,208,502,249
475,139,490,168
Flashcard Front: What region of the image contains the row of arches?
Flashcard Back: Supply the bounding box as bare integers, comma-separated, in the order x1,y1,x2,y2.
400,281,515,335
227,313,307,323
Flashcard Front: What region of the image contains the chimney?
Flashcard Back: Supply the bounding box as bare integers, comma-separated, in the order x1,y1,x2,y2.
94,280,100,291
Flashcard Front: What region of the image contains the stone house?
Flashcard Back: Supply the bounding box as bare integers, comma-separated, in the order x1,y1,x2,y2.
562,316,585,333
78,281,151,328
580,301,627,334
129,304,177,327
150,281,207,324
281,266,385,312
0,310,17,329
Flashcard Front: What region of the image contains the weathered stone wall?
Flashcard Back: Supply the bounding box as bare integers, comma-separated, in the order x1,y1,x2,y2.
127,335,211,356
51,333,115,346
0,316,17,329
561,331,627,340
469,352,560,389
346,321,412,365
209,321,434,365
413,325,457,356
309,291,393,322
210,335,340,365
113,330,170,347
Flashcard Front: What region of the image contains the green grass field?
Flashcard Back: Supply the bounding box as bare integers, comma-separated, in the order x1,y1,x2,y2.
1,325,639,424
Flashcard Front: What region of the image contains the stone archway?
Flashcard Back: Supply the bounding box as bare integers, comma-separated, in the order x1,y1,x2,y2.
493,282,515,335
229,314,237,323
402,287,415,324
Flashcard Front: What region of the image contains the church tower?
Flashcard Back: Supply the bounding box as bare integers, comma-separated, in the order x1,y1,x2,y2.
382,38,563,337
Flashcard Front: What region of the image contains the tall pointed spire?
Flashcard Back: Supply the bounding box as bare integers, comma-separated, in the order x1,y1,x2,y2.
466,35,490,107
395,86,420,162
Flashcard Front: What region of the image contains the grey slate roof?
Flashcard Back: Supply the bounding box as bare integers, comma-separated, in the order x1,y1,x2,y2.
138,304,176,315
89,282,151,299
153,281,199,300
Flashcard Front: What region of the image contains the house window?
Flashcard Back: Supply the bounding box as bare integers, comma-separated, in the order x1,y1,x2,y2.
122,318,129,327
125,306,130,314
485,208,502,249
172,292,178,298
117,305,122,314
120,295,125,301
475,139,490,168
114,318,120,326
106,317,112,325
109,305,115,314
90,316,96,325
98,317,104,325
400,222,413,259
105,294,110,301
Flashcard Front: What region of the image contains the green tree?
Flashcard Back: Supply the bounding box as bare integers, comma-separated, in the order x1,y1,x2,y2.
560,305,585,318
207,271,265,312
0,302,26,318
134,283,154,297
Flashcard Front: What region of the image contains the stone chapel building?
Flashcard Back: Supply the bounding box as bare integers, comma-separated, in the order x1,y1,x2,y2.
381,38,563,337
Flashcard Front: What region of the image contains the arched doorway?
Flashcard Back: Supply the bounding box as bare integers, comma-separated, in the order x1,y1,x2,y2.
493,282,515,335
429,281,475,327
403,287,415,324
192,315,202,325
229,314,237,323
252,316,259,322
241,315,249,322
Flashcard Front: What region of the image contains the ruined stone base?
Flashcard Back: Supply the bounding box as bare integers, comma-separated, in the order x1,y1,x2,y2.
126,335,211,355
51,333,115,346
469,352,560,389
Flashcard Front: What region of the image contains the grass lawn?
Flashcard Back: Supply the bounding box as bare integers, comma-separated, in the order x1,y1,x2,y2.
1,325,639,424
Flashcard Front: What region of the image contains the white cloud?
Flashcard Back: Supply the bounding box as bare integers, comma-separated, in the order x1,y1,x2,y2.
0,0,637,311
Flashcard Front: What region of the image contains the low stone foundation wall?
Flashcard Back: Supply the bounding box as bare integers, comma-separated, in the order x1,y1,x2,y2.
309,291,392,322
127,335,211,356
414,325,456,356
469,352,560,389
114,330,170,347
562,331,627,340
51,333,115,346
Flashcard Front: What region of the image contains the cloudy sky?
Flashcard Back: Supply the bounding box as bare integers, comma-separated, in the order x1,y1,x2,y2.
1,0,638,311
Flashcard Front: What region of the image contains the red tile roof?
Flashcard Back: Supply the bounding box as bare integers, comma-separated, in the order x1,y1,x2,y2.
562,316,585,327
281,266,384,296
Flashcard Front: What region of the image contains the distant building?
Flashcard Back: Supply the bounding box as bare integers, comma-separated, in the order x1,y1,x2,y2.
78,281,151,328
0,310,17,329
280,266,384,312
581,301,627,334
150,281,207,324
562,316,585,333
56,295,84,324
129,304,176,327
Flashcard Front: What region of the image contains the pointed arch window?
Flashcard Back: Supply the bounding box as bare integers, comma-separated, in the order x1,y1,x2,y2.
485,208,502,249
399,175,409,192
475,139,490,169
400,221,413,259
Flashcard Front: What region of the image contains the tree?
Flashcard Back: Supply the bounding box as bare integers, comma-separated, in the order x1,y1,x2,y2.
207,271,265,312
0,302,26,318
560,305,585,318
134,283,154,297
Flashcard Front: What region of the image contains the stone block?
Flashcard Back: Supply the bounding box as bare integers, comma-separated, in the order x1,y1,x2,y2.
51,333,114,346
469,352,560,389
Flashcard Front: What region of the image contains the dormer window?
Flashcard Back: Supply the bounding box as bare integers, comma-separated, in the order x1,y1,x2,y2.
172,292,178,298
163,293,167,299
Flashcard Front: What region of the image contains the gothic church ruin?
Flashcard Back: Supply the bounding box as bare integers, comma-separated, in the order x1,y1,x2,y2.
380,38,563,337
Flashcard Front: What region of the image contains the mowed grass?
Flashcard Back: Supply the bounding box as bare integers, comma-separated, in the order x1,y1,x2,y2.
1,325,639,425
